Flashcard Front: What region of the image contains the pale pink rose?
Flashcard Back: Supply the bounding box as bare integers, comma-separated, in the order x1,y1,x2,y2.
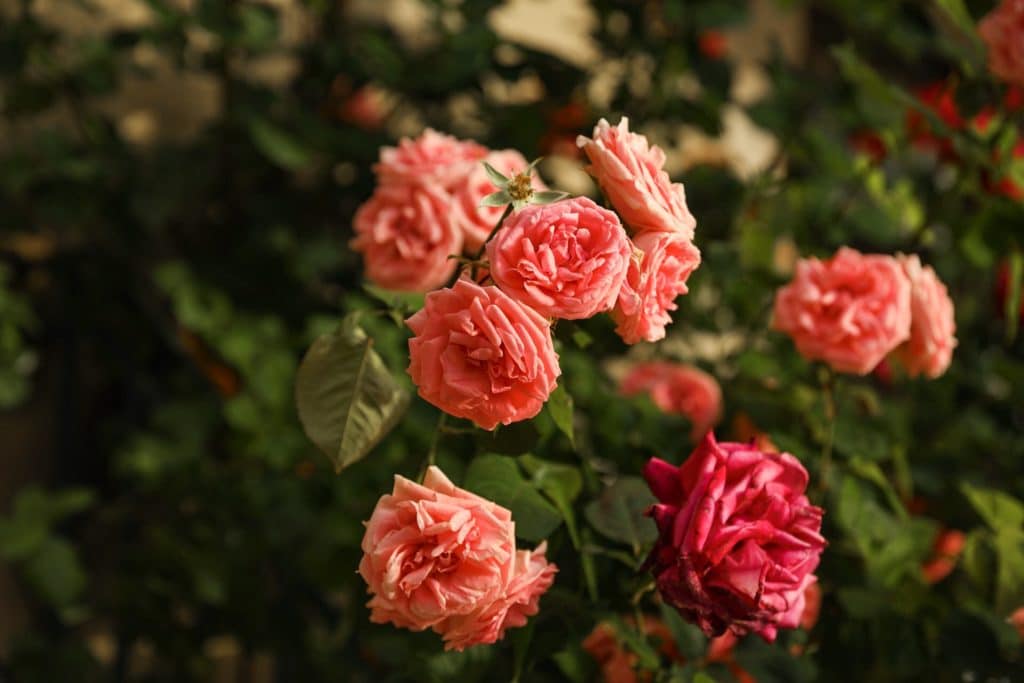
351,184,463,292
895,254,957,379
772,247,912,375
643,433,826,642
979,0,1024,88
375,128,488,190
611,232,702,344
359,466,516,639
577,117,697,236
486,197,631,320
620,362,721,440
442,543,557,651
407,278,561,430
451,150,547,252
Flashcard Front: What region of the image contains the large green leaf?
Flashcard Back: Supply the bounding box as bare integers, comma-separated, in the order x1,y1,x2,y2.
519,454,582,546
962,483,1024,533
545,384,575,448
994,529,1024,616
584,477,657,554
463,454,562,542
295,315,409,472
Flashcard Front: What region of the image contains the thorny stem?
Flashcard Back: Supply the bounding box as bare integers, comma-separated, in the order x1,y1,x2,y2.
418,412,448,480
471,203,514,266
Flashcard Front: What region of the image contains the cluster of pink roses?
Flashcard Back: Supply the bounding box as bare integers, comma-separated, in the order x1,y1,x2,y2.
351,129,545,292
773,247,957,378
391,119,703,430
359,466,556,651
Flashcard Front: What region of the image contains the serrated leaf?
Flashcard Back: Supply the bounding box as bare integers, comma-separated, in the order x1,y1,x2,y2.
480,191,511,208
545,384,575,448
962,482,1024,533
584,477,657,554
248,116,312,170
482,161,510,188
295,314,409,472
464,454,562,542
531,191,570,205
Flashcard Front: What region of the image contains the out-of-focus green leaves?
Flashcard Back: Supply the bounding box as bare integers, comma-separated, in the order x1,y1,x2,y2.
584,477,657,554
1004,251,1022,342
545,384,575,448
463,454,562,542
0,264,36,408
295,314,409,472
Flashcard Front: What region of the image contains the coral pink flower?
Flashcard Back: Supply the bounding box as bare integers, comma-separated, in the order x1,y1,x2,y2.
375,128,487,190
407,278,561,429
359,466,515,639
894,254,956,379
612,232,702,344
451,149,547,251
1009,606,1024,640
351,184,463,292
577,118,697,236
359,466,555,651
979,0,1024,88
922,529,966,584
643,433,826,642
772,247,912,375
486,197,632,320
442,543,557,651
620,362,722,440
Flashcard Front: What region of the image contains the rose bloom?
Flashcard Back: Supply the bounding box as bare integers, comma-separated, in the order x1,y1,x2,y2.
359,466,555,650
643,433,826,642
612,231,702,344
772,247,912,375
577,118,697,236
906,81,963,160
351,184,463,292
582,616,680,683
375,128,487,190
486,196,632,320
451,149,546,252
407,278,561,430
1009,606,1024,640
894,254,956,379
979,0,1024,88
441,543,557,651
620,362,722,441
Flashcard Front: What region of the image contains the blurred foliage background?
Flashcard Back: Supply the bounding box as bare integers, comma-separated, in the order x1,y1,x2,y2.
1,0,1023,681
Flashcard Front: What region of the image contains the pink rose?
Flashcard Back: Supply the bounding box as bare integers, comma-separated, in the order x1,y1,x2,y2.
894,254,956,379
359,466,515,638
407,278,561,429
620,362,721,440
611,232,702,344
375,128,488,190
979,0,1024,88
441,543,557,651
451,149,547,252
772,247,912,375
486,197,632,320
351,184,463,292
359,466,556,651
643,433,826,642
577,117,697,236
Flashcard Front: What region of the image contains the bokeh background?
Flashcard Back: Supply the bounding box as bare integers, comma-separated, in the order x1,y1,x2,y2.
1,0,1023,681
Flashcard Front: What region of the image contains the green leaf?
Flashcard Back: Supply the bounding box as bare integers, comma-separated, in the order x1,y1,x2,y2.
658,602,707,661
520,454,582,546
962,482,1024,532
545,384,575,448
362,284,425,315
994,529,1024,615
295,314,409,472
24,538,86,607
1004,251,1022,343
608,616,660,671
933,0,975,34
248,117,312,170
584,477,657,554
531,190,570,205
480,191,511,208
482,161,509,188
0,518,48,561
464,455,562,542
